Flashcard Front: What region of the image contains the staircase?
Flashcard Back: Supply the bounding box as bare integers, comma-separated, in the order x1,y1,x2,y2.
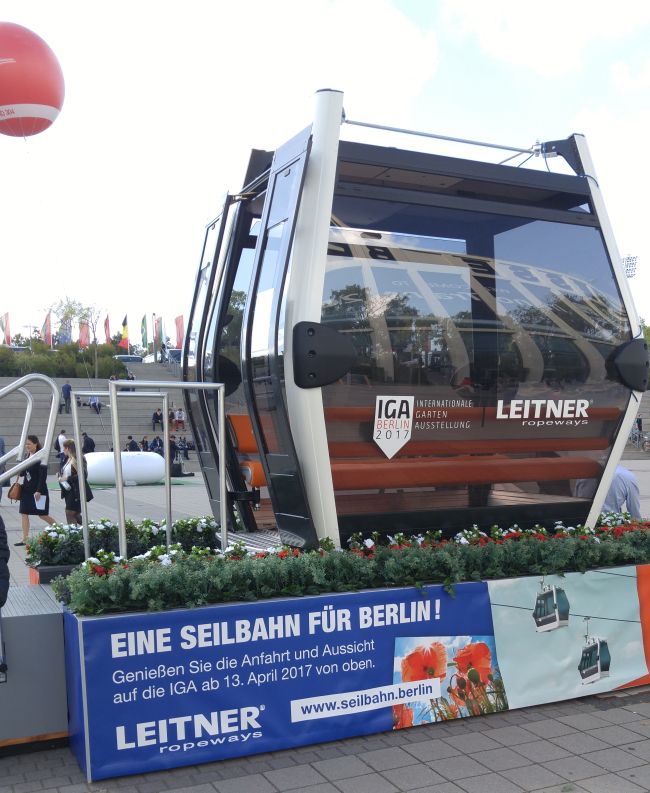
0,363,200,475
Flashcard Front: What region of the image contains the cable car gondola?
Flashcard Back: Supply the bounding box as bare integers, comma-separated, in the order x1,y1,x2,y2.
578,618,611,684
184,89,648,549
533,580,570,632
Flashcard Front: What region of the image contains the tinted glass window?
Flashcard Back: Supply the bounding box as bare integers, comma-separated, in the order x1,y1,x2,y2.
321,196,631,530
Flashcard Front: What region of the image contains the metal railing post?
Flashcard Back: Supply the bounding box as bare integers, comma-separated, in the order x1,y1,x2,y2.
70,396,91,559
162,393,173,546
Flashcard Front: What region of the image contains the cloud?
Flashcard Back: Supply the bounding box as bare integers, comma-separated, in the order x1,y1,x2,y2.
439,0,650,77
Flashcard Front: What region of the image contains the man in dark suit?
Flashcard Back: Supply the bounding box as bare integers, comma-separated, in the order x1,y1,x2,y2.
0,514,9,608
81,432,96,454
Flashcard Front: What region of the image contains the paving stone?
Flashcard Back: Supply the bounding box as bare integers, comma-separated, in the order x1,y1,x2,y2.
470,746,531,771
360,747,418,771
277,785,339,793
620,720,650,739
453,772,526,793
586,726,647,747
311,755,372,781
522,720,580,740
158,783,216,793
439,732,503,754
334,773,399,793
549,731,611,754
427,756,489,781
623,739,650,760
589,708,644,725
619,764,650,788
557,714,613,731
579,773,648,792
581,747,648,772
381,763,446,790
214,773,276,793
264,764,326,790
512,740,571,763
403,739,462,762
625,702,650,717
481,725,539,746
499,764,566,791
413,784,466,793
541,755,607,781
524,787,590,793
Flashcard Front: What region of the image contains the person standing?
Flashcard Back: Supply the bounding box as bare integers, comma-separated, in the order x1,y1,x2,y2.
16,435,55,545
61,381,72,414
55,429,67,467
0,435,5,504
58,439,93,525
81,432,95,454
603,465,642,518
0,514,9,608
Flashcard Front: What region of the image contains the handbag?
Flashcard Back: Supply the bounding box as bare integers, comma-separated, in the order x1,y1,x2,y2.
7,479,22,502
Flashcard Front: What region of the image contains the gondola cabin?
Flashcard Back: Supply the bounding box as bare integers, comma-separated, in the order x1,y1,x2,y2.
579,637,611,684
533,585,570,632
184,89,648,549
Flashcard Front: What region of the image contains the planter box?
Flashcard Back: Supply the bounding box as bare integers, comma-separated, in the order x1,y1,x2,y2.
64,565,650,782
29,565,78,585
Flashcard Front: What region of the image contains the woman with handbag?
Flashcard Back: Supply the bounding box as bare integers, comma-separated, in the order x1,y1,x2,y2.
58,439,93,525
15,435,55,546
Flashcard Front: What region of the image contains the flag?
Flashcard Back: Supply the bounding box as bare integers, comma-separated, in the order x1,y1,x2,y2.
0,312,9,345
79,320,90,349
175,315,184,349
58,319,72,345
41,312,52,346
118,315,129,350
104,315,111,344
155,316,163,345
141,314,148,348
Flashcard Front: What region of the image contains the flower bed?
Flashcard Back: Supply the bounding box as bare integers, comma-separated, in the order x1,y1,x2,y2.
53,514,650,616
26,516,219,568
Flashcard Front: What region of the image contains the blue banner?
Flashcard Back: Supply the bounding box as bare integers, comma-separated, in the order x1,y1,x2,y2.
67,582,503,781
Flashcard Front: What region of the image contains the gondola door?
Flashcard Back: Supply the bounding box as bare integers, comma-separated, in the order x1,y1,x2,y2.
241,129,318,547
184,197,238,527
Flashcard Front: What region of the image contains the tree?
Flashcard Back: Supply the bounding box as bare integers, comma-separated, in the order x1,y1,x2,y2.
51,297,105,378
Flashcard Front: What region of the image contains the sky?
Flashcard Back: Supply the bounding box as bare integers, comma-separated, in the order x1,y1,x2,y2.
2,0,650,347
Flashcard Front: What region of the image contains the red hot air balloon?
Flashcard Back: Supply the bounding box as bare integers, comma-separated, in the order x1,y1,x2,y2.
0,21,64,137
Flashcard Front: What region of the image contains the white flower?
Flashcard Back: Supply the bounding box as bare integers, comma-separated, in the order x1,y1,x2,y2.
197,526,203,533
88,557,100,564
363,538,375,548
159,555,172,566
151,526,159,535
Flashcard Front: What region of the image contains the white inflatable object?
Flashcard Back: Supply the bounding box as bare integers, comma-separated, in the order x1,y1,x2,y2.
86,452,165,486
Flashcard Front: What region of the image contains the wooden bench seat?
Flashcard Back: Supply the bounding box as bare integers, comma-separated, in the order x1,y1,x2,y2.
227,405,616,493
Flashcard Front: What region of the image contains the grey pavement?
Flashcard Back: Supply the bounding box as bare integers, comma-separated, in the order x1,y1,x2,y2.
3,455,650,791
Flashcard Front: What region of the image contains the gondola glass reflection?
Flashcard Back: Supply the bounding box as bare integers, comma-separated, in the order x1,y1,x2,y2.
578,618,611,685
533,581,570,632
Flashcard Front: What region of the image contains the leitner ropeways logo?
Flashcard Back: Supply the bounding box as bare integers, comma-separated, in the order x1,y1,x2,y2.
496,398,589,427
373,396,414,458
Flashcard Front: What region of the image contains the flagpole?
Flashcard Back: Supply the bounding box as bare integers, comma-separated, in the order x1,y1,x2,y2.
152,313,157,362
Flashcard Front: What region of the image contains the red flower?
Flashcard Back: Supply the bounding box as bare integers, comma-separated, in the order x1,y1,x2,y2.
453,642,492,685
401,642,448,682
393,703,414,729
292,548,300,557
277,549,288,559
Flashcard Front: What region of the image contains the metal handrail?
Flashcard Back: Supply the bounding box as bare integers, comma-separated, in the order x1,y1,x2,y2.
71,380,226,560
0,373,60,483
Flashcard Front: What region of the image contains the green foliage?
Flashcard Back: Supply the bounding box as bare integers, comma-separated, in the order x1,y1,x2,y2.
50,515,650,617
